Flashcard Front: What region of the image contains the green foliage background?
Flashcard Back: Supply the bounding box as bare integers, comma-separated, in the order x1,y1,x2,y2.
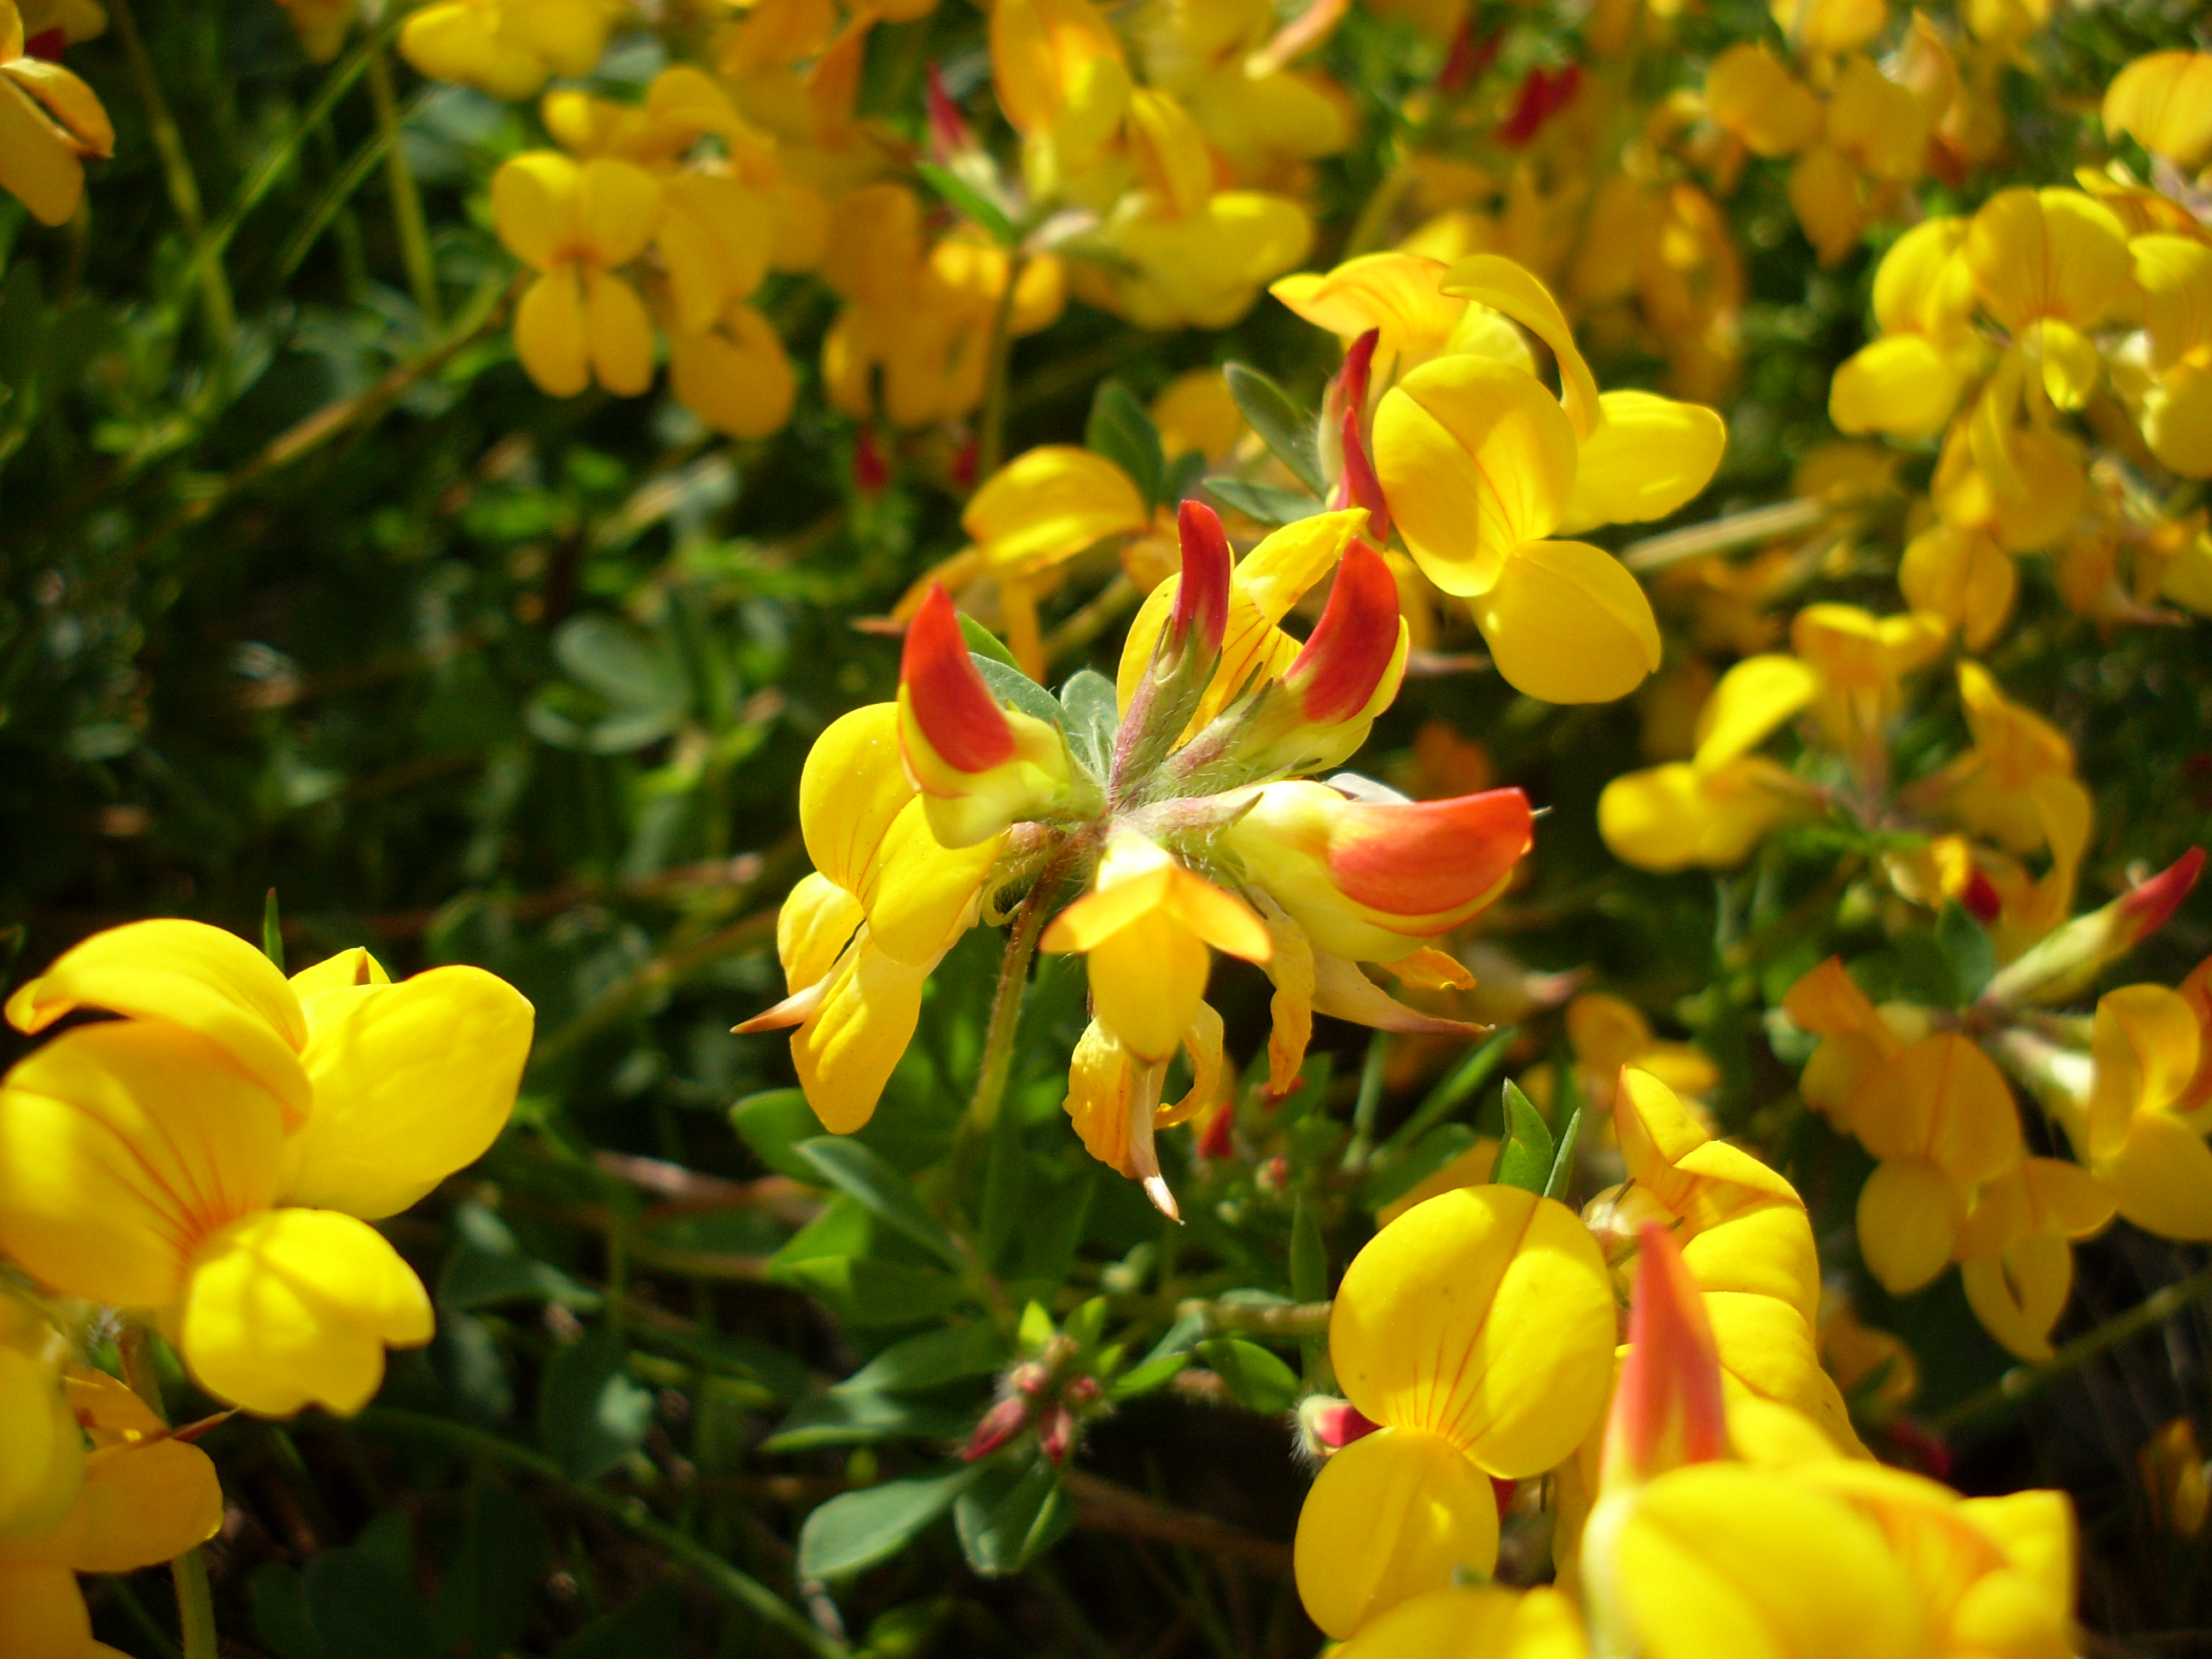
3,0,2210,1652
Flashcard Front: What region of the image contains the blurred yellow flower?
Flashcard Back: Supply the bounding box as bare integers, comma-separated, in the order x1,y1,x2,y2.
492,152,664,398
0,0,111,227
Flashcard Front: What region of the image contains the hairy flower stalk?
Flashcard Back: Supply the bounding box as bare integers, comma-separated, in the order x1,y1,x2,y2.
748,498,1534,1214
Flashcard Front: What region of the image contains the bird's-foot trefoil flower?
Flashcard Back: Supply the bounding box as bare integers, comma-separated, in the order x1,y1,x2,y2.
746,499,1536,1214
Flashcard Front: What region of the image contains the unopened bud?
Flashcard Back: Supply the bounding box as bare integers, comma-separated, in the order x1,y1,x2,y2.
1298,1395,1380,1456
1601,1222,1726,1493
1064,1376,1103,1411
1039,1404,1076,1463
925,64,973,159
1167,500,1231,663
1983,847,2204,1009
963,1394,1033,1462
854,427,889,495
1009,1360,1052,1396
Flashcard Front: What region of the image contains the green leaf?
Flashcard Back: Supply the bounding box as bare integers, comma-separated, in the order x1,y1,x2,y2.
1222,363,1324,494
1018,1300,1057,1352
250,1563,326,1659
973,655,1068,729
539,1327,655,1481
915,160,1019,245
550,1586,684,1659
1936,901,1997,1005
762,1389,981,1452
731,1089,826,1182
1202,477,1322,525
1059,668,1120,783
799,1466,980,1580
1063,1296,1108,1350
1545,1106,1583,1202
977,1097,1027,1272
776,1255,968,1326
433,1476,548,1658
1196,1337,1301,1414
1105,1352,1187,1400
1493,1080,1555,1195
262,888,284,969
1361,1123,1480,1213
958,613,1022,672
1161,448,1208,504
302,1516,438,1659
795,1138,967,1272
955,1458,1074,1577
835,1323,1010,1395
438,1202,601,1313
1086,380,1165,508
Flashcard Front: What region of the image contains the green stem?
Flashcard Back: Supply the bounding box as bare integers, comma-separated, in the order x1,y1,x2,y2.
109,0,236,365
364,47,441,329
974,252,1028,485
117,1329,220,1659
1176,1297,1332,1340
1340,1030,1390,1173
356,1407,846,1659
963,849,1067,1142
1932,1261,2212,1435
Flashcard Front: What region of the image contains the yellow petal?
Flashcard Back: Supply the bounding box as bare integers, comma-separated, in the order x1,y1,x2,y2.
778,871,865,993
513,269,591,398
1269,251,1464,376
1899,523,2015,651
2104,1109,2212,1242
68,1438,223,1572
962,445,1149,577
401,3,550,100
288,947,392,1001
490,149,578,272
1965,188,2131,335
6,917,309,1122
1703,44,1820,156
1856,1159,1962,1295
0,77,85,227
1557,392,1726,535
0,1022,284,1308
1474,540,1661,705
1293,1428,1499,1641
0,1338,82,1540
1592,1462,1929,1659
2103,51,2212,171
1830,336,1967,442
280,967,533,1220
178,1207,434,1417
0,1563,94,1659
1598,760,1806,872
1375,356,1576,597
1786,143,1862,266
1438,254,1601,439
1332,1585,1575,1659
856,800,1000,965
1331,1185,1615,1476
799,703,913,898
574,155,661,267
668,303,796,439
2087,983,2201,1161
1871,217,1976,341
2140,362,2212,480
583,267,655,397
1960,1231,2071,1362
790,936,931,1133
1691,653,1819,769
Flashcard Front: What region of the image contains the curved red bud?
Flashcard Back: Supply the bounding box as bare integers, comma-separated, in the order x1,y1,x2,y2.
1324,787,1534,920
1340,328,1380,415
902,585,1016,772
926,64,972,158
1499,62,1581,147
1283,540,1400,725
1332,407,1391,543
1171,499,1231,658
1603,1220,1726,1489
2119,847,2204,940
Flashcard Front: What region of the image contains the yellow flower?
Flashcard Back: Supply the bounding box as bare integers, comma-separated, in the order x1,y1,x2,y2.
1965,187,2132,410
0,1368,224,1658
1912,662,2091,860
0,0,112,227
1359,254,1720,702
2103,51,2212,172
991,0,1132,200
0,921,533,1415
1789,602,1948,781
1782,956,1903,1132
0,1293,81,1542
1150,369,1246,467
1955,1156,2114,1360
1590,1069,1860,1450
1785,56,1930,266
2067,978,2212,1242
1295,1185,1615,1639
1829,218,1983,443
492,151,663,398
1560,993,1719,1114
1598,653,1821,872
1849,1033,2023,1295
739,701,1006,1133
1331,1585,1589,1659
399,0,619,101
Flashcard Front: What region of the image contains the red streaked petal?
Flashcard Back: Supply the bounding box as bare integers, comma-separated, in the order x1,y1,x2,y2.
1284,539,1400,725
1603,1220,1727,1488
1340,326,1380,415
1335,407,1392,543
1171,498,1231,656
1324,787,1533,918
900,585,1016,772
925,63,972,158
2119,847,2204,940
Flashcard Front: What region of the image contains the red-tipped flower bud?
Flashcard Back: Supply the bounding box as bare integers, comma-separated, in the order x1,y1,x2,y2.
1984,847,2205,1008
1169,499,1232,661
902,585,1016,774
1601,1222,1726,1491
926,64,974,159
1282,541,1401,726
1038,1404,1076,1464
964,1394,1033,1462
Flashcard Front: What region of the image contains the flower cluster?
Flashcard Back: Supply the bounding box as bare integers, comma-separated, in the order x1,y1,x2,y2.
0,921,533,1415
744,497,1534,1213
